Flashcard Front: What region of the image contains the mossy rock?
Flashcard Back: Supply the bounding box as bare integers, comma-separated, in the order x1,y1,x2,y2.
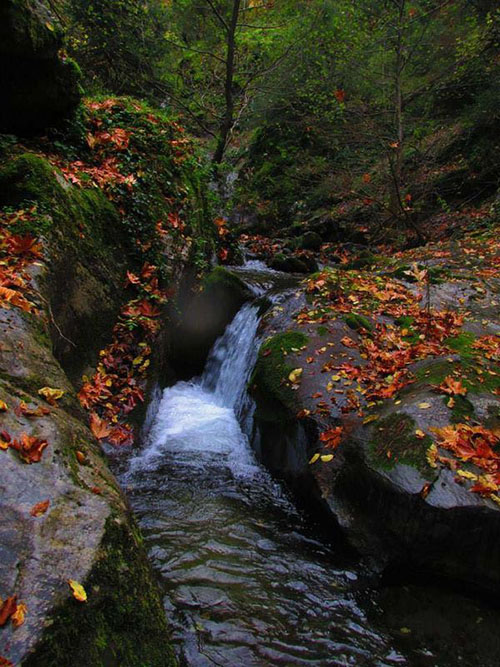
0,153,125,378
251,331,309,421
203,266,251,303
298,231,322,251
368,413,433,475
24,517,175,667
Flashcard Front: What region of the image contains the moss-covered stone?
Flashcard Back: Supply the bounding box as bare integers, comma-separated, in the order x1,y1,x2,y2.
251,331,309,421
24,517,175,667
0,153,125,378
368,413,433,475
203,266,250,301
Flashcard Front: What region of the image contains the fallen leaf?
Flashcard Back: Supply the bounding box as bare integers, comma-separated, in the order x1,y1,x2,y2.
363,415,379,425
30,499,50,517
76,450,86,464
288,368,303,384
420,483,431,499
320,454,334,462
415,429,426,439
426,443,438,469
309,453,320,464
68,580,87,602
38,387,65,405
89,413,112,439
436,376,467,396
0,400,7,412
0,597,17,626
418,402,431,409
11,603,27,628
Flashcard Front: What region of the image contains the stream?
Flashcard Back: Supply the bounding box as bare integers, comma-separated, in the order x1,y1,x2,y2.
116,264,500,666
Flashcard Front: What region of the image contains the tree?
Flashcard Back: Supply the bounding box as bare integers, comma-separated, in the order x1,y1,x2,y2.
160,0,300,164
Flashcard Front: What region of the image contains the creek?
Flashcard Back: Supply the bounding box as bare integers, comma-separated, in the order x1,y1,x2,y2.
114,264,500,666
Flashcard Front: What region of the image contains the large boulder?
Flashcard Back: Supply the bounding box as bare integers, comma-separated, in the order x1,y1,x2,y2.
250,230,500,596
0,0,81,133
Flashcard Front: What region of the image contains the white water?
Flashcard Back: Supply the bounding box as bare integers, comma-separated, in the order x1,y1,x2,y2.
131,304,260,476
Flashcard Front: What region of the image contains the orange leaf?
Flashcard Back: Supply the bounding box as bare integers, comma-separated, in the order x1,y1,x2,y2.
89,413,112,440
10,434,48,463
30,499,50,517
11,602,27,628
436,376,467,396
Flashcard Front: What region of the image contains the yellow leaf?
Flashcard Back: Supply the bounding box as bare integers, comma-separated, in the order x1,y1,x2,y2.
0,400,8,411
331,375,341,382
426,444,438,469
320,454,334,462
68,580,87,602
415,429,425,439
132,356,143,366
418,402,431,409
288,368,303,383
363,415,379,425
456,469,478,481
38,387,65,403
309,453,320,464
11,602,27,628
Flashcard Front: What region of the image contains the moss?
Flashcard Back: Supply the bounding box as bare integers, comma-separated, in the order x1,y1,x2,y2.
203,266,249,298
317,325,328,336
24,516,175,667
369,413,433,475
343,313,373,332
445,395,475,423
251,331,309,421
445,332,477,359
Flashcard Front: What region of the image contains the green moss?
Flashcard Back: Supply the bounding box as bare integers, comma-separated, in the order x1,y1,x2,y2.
445,332,477,359
445,395,475,423
343,313,373,332
203,266,248,296
317,325,328,336
251,331,309,420
24,517,175,667
369,413,433,475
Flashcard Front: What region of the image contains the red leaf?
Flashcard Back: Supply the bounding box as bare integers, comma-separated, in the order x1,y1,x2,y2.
0,597,17,627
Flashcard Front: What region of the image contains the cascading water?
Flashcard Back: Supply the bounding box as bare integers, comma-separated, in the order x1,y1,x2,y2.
119,265,500,666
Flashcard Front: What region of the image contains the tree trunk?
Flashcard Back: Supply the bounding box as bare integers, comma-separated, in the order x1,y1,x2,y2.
213,0,241,165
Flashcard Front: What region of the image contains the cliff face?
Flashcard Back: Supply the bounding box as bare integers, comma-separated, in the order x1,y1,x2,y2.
0,0,81,133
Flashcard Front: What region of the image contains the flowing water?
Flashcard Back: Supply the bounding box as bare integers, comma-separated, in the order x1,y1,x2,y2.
118,266,500,666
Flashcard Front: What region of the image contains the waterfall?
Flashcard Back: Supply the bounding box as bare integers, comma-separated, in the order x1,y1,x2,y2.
201,303,260,416
130,303,260,474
